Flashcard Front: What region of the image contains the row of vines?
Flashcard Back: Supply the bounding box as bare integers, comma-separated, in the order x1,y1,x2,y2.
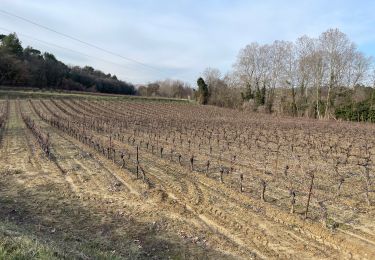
0,99,9,143
28,98,374,224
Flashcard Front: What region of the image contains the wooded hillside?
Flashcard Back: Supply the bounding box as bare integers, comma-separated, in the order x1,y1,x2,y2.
0,33,136,95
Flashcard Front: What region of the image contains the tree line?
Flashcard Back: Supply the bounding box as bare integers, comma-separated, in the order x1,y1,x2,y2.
0,32,197,99
195,28,375,122
0,33,136,95
137,79,193,99
2,30,375,122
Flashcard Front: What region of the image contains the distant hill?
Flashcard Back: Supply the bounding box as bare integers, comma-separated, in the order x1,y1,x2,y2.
0,33,136,95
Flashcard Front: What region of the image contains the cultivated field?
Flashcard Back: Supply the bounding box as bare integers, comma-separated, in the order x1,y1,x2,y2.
0,95,374,259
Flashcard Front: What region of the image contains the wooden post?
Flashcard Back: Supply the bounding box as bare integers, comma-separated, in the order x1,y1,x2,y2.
206,160,210,176
136,146,139,179
305,172,315,220
275,145,280,174
190,155,194,171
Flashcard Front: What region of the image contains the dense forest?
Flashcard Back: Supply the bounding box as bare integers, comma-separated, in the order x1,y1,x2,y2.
0,33,136,95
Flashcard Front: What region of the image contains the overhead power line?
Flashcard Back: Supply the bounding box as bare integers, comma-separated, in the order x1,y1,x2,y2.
0,26,138,81
0,9,165,74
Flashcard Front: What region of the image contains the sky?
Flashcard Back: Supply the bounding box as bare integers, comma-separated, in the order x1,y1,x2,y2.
1,0,375,86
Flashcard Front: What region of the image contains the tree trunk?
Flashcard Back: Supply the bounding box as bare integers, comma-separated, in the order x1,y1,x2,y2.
325,72,334,119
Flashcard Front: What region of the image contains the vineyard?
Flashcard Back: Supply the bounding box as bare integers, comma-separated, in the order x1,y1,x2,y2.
0,96,374,259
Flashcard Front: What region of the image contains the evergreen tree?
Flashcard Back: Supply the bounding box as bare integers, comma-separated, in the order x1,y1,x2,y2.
197,77,209,104
261,83,266,105
0,33,23,56
0,32,136,94
241,83,254,101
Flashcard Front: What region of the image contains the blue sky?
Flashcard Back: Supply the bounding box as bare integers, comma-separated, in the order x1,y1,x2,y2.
1,0,374,85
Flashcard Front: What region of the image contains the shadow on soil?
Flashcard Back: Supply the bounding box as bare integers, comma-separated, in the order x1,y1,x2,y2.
0,171,229,259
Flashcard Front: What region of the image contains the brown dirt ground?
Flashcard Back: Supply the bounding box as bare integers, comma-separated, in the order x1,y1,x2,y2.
0,99,374,259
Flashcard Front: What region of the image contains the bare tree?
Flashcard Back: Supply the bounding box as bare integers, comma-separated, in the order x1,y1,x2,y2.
319,29,352,118
232,28,372,118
